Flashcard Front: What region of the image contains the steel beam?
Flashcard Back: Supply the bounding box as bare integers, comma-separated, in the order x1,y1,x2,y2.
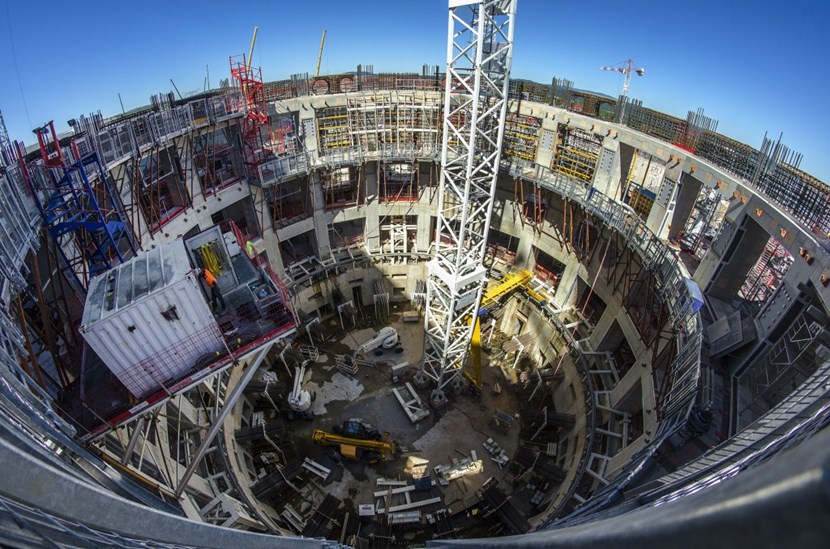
121,416,147,465
175,342,274,496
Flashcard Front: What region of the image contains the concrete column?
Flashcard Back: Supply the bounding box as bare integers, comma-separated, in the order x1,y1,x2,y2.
616,142,637,203
705,214,769,301
310,171,331,260
693,197,745,290
669,172,703,241
588,304,617,350
554,261,580,307
515,230,534,268
591,139,621,199
365,160,379,199
417,212,433,251
364,162,381,250
645,163,682,240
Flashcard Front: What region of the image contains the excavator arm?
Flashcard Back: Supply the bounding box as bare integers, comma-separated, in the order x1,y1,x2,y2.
467,269,534,389
311,429,398,460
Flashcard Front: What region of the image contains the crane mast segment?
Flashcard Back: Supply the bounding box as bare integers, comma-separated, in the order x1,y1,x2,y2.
417,0,516,406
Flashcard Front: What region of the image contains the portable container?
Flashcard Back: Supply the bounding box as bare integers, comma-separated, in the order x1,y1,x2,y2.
81,239,224,398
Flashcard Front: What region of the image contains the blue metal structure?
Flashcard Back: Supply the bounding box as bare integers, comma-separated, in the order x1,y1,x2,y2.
28,122,136,292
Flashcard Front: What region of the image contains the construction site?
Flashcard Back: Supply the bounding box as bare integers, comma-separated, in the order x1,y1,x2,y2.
1,1,830,547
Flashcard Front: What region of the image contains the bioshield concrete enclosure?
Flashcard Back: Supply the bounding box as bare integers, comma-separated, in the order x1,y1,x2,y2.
1,1,830,547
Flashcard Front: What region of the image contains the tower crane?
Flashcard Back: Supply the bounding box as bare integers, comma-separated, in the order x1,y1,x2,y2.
315,29,327,78
600,59,645,123
413,0,516,408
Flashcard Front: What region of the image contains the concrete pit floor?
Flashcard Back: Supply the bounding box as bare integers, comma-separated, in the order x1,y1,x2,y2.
284,307,522,533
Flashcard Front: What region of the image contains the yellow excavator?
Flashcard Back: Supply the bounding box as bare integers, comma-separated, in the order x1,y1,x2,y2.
312,420,399,463
466,269,542,389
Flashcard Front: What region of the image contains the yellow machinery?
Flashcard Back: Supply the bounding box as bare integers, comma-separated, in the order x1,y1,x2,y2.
247,26,259,72
467,269,535,389
315,29,327,77
312,423,398,462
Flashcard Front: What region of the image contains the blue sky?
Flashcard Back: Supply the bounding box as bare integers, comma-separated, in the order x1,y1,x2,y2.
2,0,828,181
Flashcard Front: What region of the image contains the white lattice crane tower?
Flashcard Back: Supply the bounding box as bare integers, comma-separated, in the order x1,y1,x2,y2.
414,0,516,407
601,59,645,123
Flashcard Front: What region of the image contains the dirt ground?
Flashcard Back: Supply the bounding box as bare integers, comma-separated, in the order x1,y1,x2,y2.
283,305,522,525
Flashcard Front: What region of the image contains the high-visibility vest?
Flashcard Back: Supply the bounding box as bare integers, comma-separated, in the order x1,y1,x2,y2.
203,269,217,288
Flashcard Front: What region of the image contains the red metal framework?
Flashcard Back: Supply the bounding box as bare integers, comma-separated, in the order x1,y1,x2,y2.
229,54,270,183
34,121,65,168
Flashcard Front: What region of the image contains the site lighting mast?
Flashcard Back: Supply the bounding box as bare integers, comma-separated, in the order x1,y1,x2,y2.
413,0,516,407
601,58,645,123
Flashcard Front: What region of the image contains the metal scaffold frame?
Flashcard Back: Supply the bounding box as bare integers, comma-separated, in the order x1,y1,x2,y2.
26,122,137,292
416,0,515,406
229,53,270,184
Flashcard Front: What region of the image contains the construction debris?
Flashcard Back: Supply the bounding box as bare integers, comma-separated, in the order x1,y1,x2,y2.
302,457,331,481
483,438,510,469
392,382,431,423
434,451,483,484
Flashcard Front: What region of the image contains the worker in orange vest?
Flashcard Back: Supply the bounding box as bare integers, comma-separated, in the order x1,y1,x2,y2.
198,268,226,312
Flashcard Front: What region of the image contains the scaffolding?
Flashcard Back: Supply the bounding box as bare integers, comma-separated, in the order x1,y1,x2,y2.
346,91,441,157
267,176,310,227
316,106,351,154
503,113,541,162
743,308,828,421
321,166,359,210
192,124,244,196
379,162,417,202
229,54,270,183
624,100,686,143
26,122,136,291
739,237,793,304
508,79,551,103
680,185,728,259
135,145,191,234
552,126,602,182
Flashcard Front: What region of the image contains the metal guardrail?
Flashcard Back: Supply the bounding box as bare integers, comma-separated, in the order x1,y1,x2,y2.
650,360,830,506
495,158,702,527
254,143,441,188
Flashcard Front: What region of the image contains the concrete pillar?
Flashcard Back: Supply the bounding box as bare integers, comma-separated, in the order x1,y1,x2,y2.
416,212,433,251
588,304,617,350
365,161,379,199
591,139,621,199
247,186,285,276
310,171,331,260
645,163,683,240
554,261,580,307
669,172,703,241
364,162,381,249
705,214,769,301
616,142,637,203
514,230,534,268
693,196,744,289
